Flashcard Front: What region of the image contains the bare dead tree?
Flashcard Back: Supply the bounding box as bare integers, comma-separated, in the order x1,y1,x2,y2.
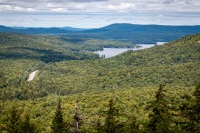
74,103,81,133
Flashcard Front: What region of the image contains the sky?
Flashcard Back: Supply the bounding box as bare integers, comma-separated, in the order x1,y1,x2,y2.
0,0,200,28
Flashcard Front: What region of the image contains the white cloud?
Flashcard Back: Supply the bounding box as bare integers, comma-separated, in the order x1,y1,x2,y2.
0,4,36,12
106,3,135,11
74,4,85,9
13,6,37,12
51,8,68,12
27,8,36,12
0,0,200,27
0,5,11,10
14,6,24,11
1,0,200,14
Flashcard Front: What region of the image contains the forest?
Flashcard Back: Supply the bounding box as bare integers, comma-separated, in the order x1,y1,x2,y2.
0,32,200,132
1,24,200,44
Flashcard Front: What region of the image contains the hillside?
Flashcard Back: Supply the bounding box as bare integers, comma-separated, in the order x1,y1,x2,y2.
0,33,199,132
0,32,137,89
81,23,200,43
25,33,198,97
0,32,99,63
1,33,199,100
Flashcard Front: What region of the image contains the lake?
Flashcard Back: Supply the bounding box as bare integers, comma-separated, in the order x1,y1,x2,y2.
93,44,155,58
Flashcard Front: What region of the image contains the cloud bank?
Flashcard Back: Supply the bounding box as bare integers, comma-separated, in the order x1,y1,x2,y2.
0,0,200,27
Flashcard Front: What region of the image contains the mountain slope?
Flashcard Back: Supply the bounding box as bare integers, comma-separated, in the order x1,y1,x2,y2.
0,33,199,132
0,32,99,62
114,33,200,66
37,33,199,93
82,23,200,43
1,33,199,100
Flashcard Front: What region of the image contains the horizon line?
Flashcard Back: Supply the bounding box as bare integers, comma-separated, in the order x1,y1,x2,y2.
1,23,200,29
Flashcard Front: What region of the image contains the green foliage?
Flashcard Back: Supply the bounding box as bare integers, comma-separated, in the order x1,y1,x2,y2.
1,104,23,133
1,33,200,100
0,32,136,63
103,98,120,133
126,114,139,133
181,83,200,132
51,99,69,133
147,85,172,133
0,85,198,132
0,32,200,132
19,112,37,133
192,83,200,124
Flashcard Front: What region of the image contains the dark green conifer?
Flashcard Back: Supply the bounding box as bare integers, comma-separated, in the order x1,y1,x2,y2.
1,105,22,133
191,83,200,132
95,119,102,133
183,83,200,132
103,98,120,133
129,115,139,133
51,99,66,133
19,112,36,133
147,84,172,133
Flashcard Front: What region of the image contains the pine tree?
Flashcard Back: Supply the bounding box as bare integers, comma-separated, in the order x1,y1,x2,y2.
51,99,67,133
95,119,102,133
191,83,200,132
129,114,139,133
147,84,172,133
183,83,200,132
1,105,22,133
103,98,121,133
19,112,37,133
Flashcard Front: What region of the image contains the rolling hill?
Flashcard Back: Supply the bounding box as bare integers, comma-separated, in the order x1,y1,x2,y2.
81,23,200,43
0,32,199,132
1,33,199,100
0,32,99,63
1,23,200,43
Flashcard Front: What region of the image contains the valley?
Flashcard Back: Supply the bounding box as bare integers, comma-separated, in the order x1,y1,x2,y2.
0,25,200,132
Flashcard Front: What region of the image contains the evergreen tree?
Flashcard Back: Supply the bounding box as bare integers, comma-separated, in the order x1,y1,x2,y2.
147,84,172,133
103,98,121,133
128,115,139,133
191,83,200,132
182,83,200,132
51,99,68,133
95,119,102,133
19,112,37,133
1,105,22,133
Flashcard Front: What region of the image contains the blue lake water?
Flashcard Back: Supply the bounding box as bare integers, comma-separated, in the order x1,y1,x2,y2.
93,44,155,58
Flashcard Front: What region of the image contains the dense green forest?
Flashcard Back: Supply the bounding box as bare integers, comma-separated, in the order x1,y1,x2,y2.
0,32,200,132
0,32,136,62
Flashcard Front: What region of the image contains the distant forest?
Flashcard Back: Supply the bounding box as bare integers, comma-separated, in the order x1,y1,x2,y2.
1,23,200,43
0,29,200,132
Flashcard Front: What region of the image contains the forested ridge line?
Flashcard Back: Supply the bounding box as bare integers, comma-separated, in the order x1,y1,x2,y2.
0,33,200,132
1,24,200,43
0,33,199,100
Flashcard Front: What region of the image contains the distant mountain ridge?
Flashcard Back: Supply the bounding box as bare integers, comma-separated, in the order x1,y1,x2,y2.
1,23,200,43
82,23,200,43
0,25,72,34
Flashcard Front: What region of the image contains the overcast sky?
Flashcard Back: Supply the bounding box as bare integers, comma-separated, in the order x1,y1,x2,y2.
0,0,200,28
